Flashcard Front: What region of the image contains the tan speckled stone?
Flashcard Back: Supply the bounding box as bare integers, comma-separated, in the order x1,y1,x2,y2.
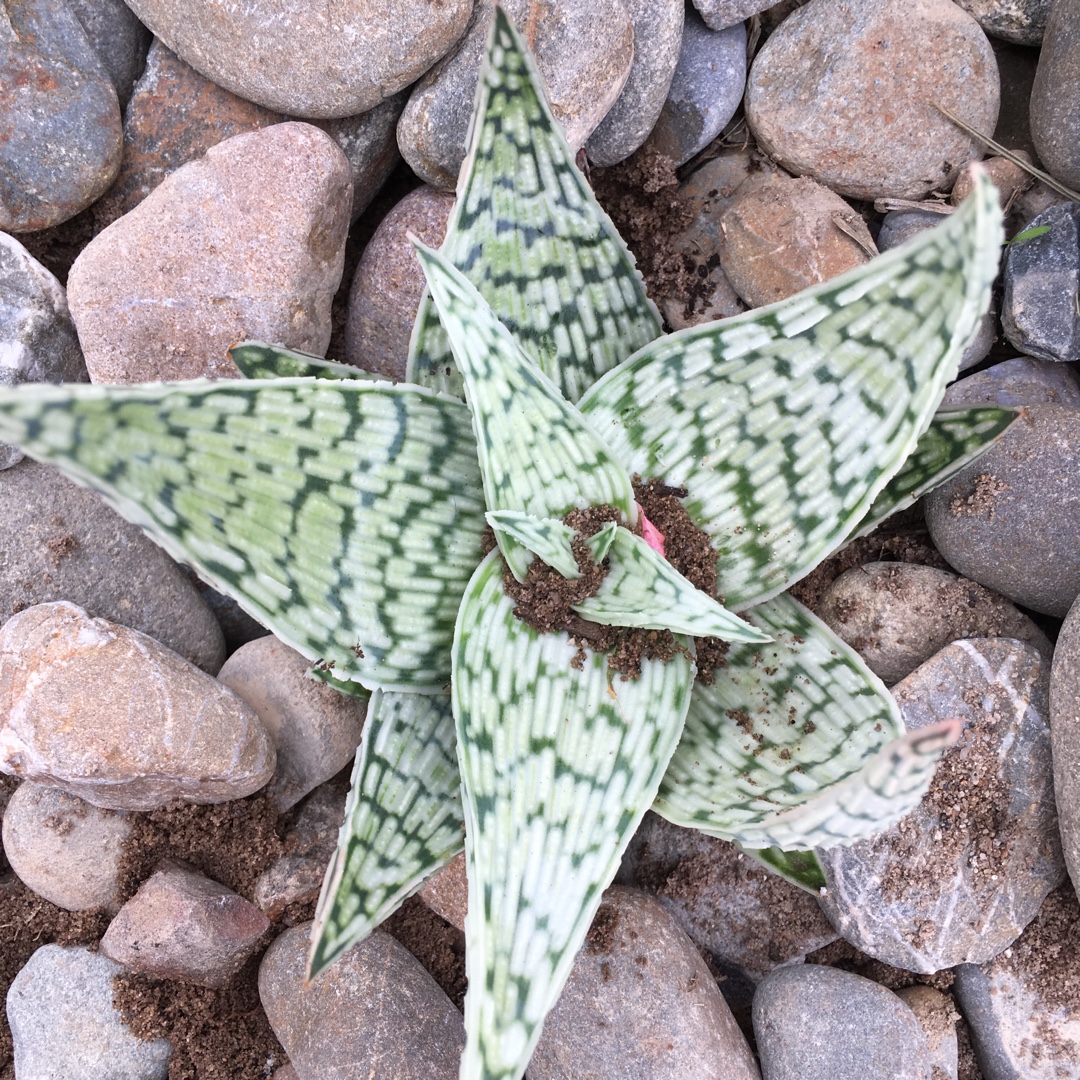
344,186,455,381
121,0,472,119
0,601,275,810
68,122,352,382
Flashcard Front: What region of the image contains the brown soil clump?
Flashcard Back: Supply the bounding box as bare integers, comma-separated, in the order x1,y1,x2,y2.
591,146,695,310
807,937,955,992
949,472,1010,521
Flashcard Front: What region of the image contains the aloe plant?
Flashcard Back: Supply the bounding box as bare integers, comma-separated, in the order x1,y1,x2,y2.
0,10,1013,1079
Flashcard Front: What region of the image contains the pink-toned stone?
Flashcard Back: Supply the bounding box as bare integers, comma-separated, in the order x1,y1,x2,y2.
217,636,366,812
254,779,347,919
94,41,404,230
344,186,455,380
101,860,270,987
68,122,352,382
417,850,468,932
719,172,876,308
746,0,1000,201
2,782,131,912
0,601,275,810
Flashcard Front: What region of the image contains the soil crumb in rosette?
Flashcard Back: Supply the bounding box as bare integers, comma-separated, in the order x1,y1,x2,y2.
501,480,733,681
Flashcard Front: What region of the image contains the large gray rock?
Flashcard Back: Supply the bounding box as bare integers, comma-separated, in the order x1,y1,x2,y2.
953,886,1080,1080
216,635,367,812
746,0,999,200
68,122,352,382
1049,592,1080,890
618,812,838,984
753,965,934,1080
0,457,225,673
942,354,1080,408
641,8,746,168
0,232,88,470
397,0,634,188
0,601,275,810
121,0,471,119
815,562,1051,686
1002,203,1080,362
529,887,761,1080
7,944,171,1079
585,0,683,167
2,782,131,911
0,0,123,232
66,0,151,105
818,638,1064,973
924,402,1080,617
1030,0,1080,189
259,922,465,1079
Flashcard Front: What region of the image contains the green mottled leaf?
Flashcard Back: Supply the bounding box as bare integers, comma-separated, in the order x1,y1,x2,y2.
230,341,384,382
454,550,694,1080
308,666,373,700
573,527,771,643
415,241,636,581
850,404,1020,539
486,510,581,580
655,593,944,848
739,845,827,894
579,174,1004,609
0,380,485,691
309,690,463,977
407,7,661,403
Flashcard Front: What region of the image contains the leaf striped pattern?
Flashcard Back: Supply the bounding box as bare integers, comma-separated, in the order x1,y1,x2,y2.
740,846,827,894
850,404,1020,539
0,380,485,691
407,7,661,404
453,550,694,1080
655,594,920,847
485,510,582,580
415,242,636,580
229,341,384,383
579,174,1003,609
309,690,464,977
573,527,770,643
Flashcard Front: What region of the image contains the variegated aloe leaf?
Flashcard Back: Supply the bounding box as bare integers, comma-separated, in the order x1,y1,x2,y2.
454,550,694,1080
0,379,484,691
407,7,661,403
850,403,1020,539
485,510,582,579
740,845,827,894
579,173,1003,610
572,526,770,643
230,341,383,382
654,593,959,849
414,241,636,581
309,690,463,976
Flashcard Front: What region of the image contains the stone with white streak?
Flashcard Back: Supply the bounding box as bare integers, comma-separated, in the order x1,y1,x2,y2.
818,638,1064,973
0,601,275,810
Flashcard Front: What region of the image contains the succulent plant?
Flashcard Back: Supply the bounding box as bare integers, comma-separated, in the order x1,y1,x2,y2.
0,10,1013,1080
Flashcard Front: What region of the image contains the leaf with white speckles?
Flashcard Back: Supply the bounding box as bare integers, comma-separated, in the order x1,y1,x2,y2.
415,240,637,582
309,690,463,977
454,550,694,1080
0,379,485,691
230,341,384,382
655,594,958,849
573,526,770,643
407,8,660,403
579,174,1003,609
850,404,1021,539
